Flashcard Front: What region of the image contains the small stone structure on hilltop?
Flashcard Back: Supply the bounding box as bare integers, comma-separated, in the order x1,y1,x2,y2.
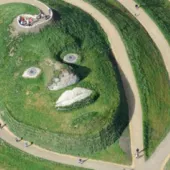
11,7,53,35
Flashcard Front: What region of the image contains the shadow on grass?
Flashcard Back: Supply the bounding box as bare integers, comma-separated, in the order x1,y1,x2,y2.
69,64,91,81
99,50,135,149
52,9,61,21
108,49,135,122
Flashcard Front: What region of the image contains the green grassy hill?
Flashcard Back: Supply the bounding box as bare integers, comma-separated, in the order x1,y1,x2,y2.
0,2,128,157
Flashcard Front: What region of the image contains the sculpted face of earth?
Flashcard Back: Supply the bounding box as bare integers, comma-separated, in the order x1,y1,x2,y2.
56,87,92,107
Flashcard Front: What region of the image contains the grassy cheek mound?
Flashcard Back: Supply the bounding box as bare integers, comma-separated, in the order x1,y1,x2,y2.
0,2,128,156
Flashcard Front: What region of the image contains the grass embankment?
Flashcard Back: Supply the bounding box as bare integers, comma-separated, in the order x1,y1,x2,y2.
0,2,130,162
135,0,170,43
84,0,170,158
0,139,90,170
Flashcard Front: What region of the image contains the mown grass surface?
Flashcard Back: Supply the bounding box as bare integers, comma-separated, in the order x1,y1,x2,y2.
164,158,170,170
0,139,90,170
135,0,170,43
84,0,170,158
0,2,130,161
90,127,131,164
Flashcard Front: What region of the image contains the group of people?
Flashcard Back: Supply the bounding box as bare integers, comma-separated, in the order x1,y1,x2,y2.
18,8,52,27
15,137,33,148
18,16,33,26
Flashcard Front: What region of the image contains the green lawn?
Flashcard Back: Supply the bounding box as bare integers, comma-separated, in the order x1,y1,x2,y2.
134,0,170,156
135,0,170,43
0,139,91,170
90,127,131,165
84,0,170,158
0,1,130,161
164,158,170,170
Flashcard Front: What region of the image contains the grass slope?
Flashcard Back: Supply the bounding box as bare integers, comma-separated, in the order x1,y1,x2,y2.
84,0,170,158
0,1,129,160
0,140,90,170
164,158,170,170
135,0,170,43
134,0,170,156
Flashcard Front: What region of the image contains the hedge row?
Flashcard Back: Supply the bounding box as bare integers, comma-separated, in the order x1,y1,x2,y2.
0,101,126,156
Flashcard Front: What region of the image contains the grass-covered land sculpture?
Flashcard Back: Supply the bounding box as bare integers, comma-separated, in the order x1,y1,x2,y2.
0,1,129,156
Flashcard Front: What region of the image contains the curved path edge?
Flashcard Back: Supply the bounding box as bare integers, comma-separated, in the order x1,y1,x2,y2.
161,154,170,170
64,0,144,169
0,0,145,170
118,0,170,170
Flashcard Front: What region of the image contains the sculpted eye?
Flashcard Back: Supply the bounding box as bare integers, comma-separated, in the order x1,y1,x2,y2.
63,53,79,63
22,67,41,78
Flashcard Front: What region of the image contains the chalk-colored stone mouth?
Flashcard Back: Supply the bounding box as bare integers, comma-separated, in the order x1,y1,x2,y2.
56,87,92,107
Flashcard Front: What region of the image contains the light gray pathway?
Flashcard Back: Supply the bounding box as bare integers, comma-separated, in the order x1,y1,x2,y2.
63,0,145,168
118,0,170,169
142,132,170,170
119,0,170,77
1,127,132,170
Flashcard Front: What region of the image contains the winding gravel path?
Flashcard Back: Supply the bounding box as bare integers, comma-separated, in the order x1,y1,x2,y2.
119,0,170,77
62,0,145,169
118,0,170,170
0,0,147,170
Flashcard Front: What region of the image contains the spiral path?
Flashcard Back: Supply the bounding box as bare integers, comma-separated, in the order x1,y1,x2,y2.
0,0,170,170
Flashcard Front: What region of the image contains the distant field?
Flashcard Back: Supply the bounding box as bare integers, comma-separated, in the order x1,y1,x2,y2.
0,139,90,170
85,0,170,158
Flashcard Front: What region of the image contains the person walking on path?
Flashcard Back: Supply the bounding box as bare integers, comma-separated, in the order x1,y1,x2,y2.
24,141,29,147
135,4,140,9
135,148,140,158
78,158,83,164
15,137,23,142
24,141,33,147
0,123,6,129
